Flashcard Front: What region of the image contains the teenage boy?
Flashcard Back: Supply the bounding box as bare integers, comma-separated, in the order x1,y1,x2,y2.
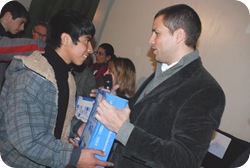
0,9,114,168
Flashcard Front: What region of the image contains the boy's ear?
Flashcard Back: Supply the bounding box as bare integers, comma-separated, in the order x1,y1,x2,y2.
61,33,70,46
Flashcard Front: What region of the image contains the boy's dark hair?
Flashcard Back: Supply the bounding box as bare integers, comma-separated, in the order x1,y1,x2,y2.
0,1,29,20
155,4,201,49
48,9,95,49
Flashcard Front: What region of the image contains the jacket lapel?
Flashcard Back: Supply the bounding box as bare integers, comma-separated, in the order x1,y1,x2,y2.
131,58,202,108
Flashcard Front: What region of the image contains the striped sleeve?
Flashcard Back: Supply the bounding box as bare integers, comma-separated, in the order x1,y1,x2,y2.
0,36,45,61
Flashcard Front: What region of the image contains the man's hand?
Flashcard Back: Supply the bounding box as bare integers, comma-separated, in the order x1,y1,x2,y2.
76,148,114,168
95,99,130,133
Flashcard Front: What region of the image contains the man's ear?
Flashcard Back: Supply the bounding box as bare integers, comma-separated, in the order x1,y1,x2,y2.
175,28,185,44
3,12,12,21
61,33,70,46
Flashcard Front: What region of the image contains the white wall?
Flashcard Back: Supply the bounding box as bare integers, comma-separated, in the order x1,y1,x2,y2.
0,0,32,10
98,0,250,142
0,0,12,10
17,0,32,10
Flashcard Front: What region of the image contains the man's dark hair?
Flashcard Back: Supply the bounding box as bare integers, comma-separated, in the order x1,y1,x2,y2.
0,1,29,20
33,20,49,31
48,9,95,49
155,4,201,49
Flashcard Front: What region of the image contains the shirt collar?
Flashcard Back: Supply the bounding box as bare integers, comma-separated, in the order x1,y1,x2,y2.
161,62,178,72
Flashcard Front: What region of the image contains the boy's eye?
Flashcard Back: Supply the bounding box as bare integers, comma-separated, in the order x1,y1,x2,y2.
79,36,92,44
18,21,25,26
84,38,92,43
86,36,92,42
80,38,90,44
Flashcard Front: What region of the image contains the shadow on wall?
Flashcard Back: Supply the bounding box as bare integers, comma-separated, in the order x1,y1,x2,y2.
135,47,156,90
147,48,156,72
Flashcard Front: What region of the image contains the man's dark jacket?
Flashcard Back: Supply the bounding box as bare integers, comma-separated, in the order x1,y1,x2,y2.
108,58,226,168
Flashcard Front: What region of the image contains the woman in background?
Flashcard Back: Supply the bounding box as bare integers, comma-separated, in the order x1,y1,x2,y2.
104,57,136,99
90,43,116,88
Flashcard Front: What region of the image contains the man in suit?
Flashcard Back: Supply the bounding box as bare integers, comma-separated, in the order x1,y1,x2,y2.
96,4,226,168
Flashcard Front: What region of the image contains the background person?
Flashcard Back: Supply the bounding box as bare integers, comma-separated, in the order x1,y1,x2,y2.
0,1,32,91
104,57,136,99
95,4,226,168
0,1,29,37
72,61,96,98
90,43,116,88
31,20,49,42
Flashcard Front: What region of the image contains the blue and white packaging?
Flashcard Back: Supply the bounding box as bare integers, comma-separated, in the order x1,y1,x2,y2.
75,96,94,122
78,89,128,165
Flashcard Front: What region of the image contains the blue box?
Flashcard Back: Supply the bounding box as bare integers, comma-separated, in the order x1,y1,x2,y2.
75,96,94,122
78,89,128,165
